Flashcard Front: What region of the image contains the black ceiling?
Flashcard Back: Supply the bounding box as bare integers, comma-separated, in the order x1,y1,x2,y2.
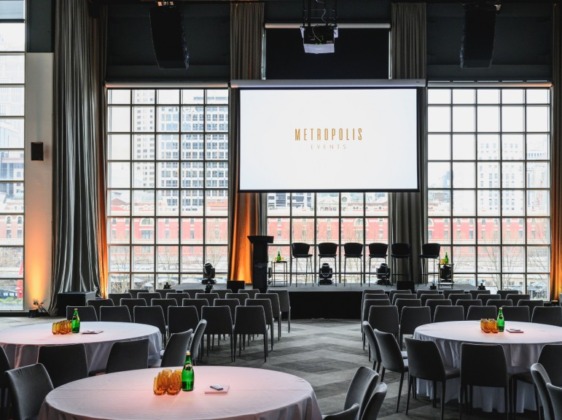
105,0,553,83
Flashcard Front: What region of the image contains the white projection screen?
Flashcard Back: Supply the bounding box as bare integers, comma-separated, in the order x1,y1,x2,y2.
236,80,422,192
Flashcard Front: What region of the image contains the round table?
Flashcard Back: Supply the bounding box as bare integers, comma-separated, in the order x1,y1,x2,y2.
38,366,323,420
0,321,162,372
414,320,562,413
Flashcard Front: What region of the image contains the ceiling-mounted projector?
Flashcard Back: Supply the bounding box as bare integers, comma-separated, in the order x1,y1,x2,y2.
301,25,338,54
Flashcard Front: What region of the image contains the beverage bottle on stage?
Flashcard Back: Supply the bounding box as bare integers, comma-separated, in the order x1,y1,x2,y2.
182,351,194,391
497,307,505,332
276,250,282,262
444,252,449,265
71,308,81,333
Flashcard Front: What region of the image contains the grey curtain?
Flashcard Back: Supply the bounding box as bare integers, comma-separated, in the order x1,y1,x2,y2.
50,0,106,311
390,3,427,283
228,3,265,283
551,3,562,300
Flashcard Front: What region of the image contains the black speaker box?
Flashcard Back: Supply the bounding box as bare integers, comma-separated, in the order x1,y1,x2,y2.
149,6,189,69
460,3,497,68
31,142,44,161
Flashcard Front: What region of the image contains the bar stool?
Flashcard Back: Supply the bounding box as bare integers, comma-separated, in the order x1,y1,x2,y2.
343,242,364,286
291,242,313,287
367,243,389,286
419,243,441,285
390,243,411,284
318,242,338,284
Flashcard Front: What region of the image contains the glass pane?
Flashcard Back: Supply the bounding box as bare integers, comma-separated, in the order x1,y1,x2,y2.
206,190,227,217
477,246,500,273
527,190,549,216
205,162,228,189
132,191,154,216
181,190,203,216
0,24,24,50
0,151,22,180
365,218,387,242
502,274,524,292
453,89,475,103
453,190,475,216
0,55,23,83
132,246,154,272
427,191,450,216
452,106,475,132
477,135,500,160
181,106,204,132
527,106,549,132
502,190,525,216
132,135,155,160
477,106,499,132
452,135,476,160
365,193,388,216
0,186,22,213
527,162,549,188
341,193,364,216
156,246,179,272
0,118,23,148
157,106,179,132
108,162,130,188
157,90,180,104
502,89,525,104
206,134,228,161
340,218,364,242
527,218,549,245
428,89,450,104
132,274,154,290
478,89,500,104
428,134,450,160
109,90,131,104
451,246,475,272
108,135,130,160
133,162,154,188
291,218,315,242
206,246,228,272
156,134,179,161
180,218,203,244
527,274,549,300
477,190,500,216
502,162,524,188
109,246,130,272
527,134,549,160
527,247,549,273
131,107,154,133
157,219,179,244
132,90,155,104
0,87,23,116
108,107,131,132
452,162,475,188
267,217,290,244
526,89,549,104
181,90,205,104
428,163,450,188
181,162,204,189
206,107,228,132
109,274,130,293
502,218,524,244
204,218,227,244
428,107,450,132
107,190,130,216
502,135,524,160
182,134,204,160
478,163,500,188
317,193,339,216
207,89,228,105
132,218,154,244
267,193,290,216
452,218,475,244
477,218,500,244
428,218,450,243
108,218,130,244
502,106,524,132
157,162,178,188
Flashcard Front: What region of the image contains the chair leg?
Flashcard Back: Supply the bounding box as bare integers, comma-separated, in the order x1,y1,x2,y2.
396,372,405,412
380,367,386,382
441,381,446,420
406,374,413,414
264,332,268,362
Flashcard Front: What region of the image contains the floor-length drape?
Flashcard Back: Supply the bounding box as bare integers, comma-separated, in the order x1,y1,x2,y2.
550,3,562,300
50,0,106,311
389,3,427,283
228,3,265,284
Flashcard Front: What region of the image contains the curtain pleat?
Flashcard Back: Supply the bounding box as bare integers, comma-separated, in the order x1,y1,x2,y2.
390,3,427,283
50,0,106,311
228,3,265,284
550,4,562,301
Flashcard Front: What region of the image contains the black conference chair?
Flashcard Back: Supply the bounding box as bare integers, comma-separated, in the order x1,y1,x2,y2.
106,338,149,373
160,330,193,368
38,343,89,388
343,242,364,286
291,242,313,286
419,243,441,285
6,363,54,420
531,362,555,420
65,305,98,321
374,329,408,412
367,242,388,286
318,242,338,283
390,242,411,283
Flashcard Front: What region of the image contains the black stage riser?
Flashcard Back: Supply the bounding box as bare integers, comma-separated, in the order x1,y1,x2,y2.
289,290,362,319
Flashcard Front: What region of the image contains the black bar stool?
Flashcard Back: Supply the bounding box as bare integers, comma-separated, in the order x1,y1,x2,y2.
318,242,338,284
367,243,389,286
291,242,313,287
390,243,411,284
343,242,364,286
419,243,441,285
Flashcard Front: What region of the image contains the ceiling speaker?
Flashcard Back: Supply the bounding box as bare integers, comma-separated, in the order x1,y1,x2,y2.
460,3,497,68
149,5,189,69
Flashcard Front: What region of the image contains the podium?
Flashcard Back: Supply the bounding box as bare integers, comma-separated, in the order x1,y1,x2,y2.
248,235,274,292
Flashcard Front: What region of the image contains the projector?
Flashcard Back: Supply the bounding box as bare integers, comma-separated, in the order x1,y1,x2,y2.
301,25,338,54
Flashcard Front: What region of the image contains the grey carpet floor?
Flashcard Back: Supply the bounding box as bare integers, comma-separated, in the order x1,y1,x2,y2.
0,316,539,419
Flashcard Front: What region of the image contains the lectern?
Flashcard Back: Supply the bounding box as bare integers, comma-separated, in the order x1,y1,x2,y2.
248,235,274,292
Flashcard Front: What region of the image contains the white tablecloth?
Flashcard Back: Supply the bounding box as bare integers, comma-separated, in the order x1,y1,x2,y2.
0,321,162,372
414,320,562,413
39,366,323,420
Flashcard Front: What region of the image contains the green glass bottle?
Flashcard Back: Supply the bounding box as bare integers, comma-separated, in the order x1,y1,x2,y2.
444,252,449,265
71,308,80,333
497,307,505,332
181,351,194,391
276,250,282,262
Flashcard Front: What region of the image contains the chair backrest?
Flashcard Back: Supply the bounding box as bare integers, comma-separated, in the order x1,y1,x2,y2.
166,292,187,306
195,293,219,305
6,363,54,420
225,293,250,305
344,366,379,418
318,242,338,256
155,288,176,298
497,289,519,299
506,293,530,306
362,321,381,370
518,299,545,313
181,298,209,318
215,289,233,299
256,293,281,317
100,305,132,322
214,298,240,319
65,305,98,321
138,292,161,303
268,289,291,313
547,383,562,420
539,344,562,387
128,288,148,298
182,288,205,298
344,242,363,257
106,338,149,373
246,298,274,323
433,305,465,323
120,298,148,318
466,305,497,321
108,292,132,306
400,306,431,336
390,242,410,257
443,289,467,298
395,298,422,320
420,293,445,306
38,343,89,388
532,306,562,327
151,298,177,324
291,242,311,256
460,343,508,388
234,305,267,335
87,298,114,319
368,242,388,258
190,319,208,363
168,305,200,335
448,293,471,305
161,329,193,367
373,329,405,373
486,299,513,309
405,337,446,381
323,403,360,420
201,305,233,335
501,305,530,322
392,291,415,305
133,305,166,337
456,299,483,318
420,243,440,258
479,294,501,305
468,289,488,299
361,382,388,420
367,305,399,337
415,289,440,298
426,299,452,320
531,362,555,420
0,346,10,390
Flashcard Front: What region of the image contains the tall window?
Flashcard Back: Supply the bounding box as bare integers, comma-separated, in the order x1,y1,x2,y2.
106,89,228,292
0,19,25,309
266,192,389,282
427,87,550,298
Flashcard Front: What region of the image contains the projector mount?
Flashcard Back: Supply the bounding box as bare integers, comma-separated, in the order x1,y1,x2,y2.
301,0,338,54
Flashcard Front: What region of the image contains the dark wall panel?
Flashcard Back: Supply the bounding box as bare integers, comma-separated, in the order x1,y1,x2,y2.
26,0,53,53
